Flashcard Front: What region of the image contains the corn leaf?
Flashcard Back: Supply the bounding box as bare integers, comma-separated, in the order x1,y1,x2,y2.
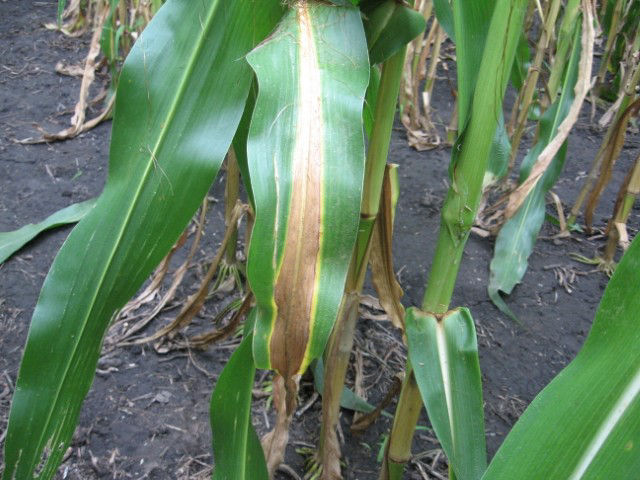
0,198,96,265
364,65,381,138
233,81,258,209
246,2,369,378
483,234,640,479
312,359,377,415
510,33,532,90
448,0,512,180
1,1,284,478
369,164,405,329
488,22,582,319
406,308,486,480
441,0,527,245
484,115,511,188
453,0,496,129
432,0,455,40
361,0,426,65
211,324,268,480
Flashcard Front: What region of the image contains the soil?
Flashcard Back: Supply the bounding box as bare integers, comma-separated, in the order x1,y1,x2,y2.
1,2,639,479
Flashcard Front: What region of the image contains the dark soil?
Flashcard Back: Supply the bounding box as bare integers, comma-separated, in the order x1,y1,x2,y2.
1,2,639,479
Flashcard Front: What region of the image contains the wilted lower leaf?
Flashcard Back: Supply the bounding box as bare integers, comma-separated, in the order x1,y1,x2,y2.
369,164,405,329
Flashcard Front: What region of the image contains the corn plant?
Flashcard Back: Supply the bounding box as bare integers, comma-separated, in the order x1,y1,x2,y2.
488,1,592,317
3,1,640,480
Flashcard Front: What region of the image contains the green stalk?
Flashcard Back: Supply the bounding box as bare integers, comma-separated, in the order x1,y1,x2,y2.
446,99,458,144
319,49,407,478
361,53,408,220
224,148,240,266
382,0,527,476
546,0,581,105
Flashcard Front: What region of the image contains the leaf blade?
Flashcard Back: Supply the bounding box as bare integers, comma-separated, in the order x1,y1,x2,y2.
488,20,582,317
483,235,640,479
406,308,486,480
0,198,96,265
2,1,283,478
211,323,268,480
362,0,426,65
246,2,370,377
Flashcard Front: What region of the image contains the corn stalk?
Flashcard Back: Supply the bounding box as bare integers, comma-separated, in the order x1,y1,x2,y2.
382,0,528,477
319,50,408,479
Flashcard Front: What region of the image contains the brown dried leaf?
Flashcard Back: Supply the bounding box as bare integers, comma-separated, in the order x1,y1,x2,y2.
585,99,640,231
262,375,298,477
369,164,405,330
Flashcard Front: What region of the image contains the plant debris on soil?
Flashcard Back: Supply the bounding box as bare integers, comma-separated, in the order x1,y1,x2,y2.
1,2,639,479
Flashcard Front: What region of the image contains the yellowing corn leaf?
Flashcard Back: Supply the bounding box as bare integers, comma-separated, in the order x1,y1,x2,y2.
246,2,369,378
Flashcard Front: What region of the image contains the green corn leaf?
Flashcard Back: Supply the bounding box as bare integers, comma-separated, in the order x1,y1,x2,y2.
484,114,511,188
99,0,121,64
364,65,381,138
361,0,426,65
488,21,582,320
545,213,583,232
510,32,532,90
2,1,284,478
312,359,377,415
453,0,496,130
432,0,455,40
0,198,96,265
484,234,640,479
406,307,486,480
233,80,258,209
57,0,66,26
246,1,369,378
211,320,268,480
